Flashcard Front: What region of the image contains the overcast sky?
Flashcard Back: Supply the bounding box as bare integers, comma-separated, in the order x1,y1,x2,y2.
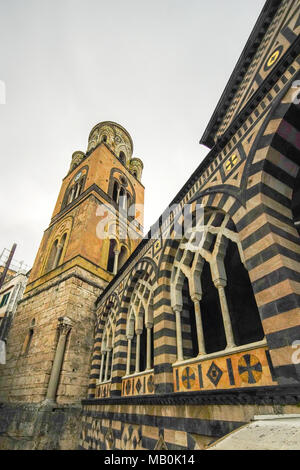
0,0,266,269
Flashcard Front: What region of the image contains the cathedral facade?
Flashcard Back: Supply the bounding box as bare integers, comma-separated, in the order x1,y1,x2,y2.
0,0,300,450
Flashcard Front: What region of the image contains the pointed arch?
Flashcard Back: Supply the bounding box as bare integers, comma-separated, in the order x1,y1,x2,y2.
42,217,73,275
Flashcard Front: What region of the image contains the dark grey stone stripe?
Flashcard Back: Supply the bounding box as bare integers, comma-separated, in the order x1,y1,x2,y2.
236,202,293,232
154,312,175,325
247,182,292,210
260,293,300,320
246,243,300,272
81,409,245,438
266,325,300,349
249,158,295,188
271,132,300,166
242,222,300,251
154,328,176,340
273,363,300,384
252,266,300,295
153,297,171,310
154,344,177,356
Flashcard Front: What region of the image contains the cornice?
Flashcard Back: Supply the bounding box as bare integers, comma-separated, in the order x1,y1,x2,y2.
82,384,300,407
200,0,283,148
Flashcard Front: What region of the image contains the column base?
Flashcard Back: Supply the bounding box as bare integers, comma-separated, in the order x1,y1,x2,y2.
40,398,56,408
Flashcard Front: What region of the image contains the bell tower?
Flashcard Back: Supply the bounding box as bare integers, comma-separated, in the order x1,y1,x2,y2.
0,121,144,407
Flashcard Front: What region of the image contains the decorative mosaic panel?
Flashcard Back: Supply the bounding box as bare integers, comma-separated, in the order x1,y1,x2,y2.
95,381,111,398
173,347,277,393
122,371,155,396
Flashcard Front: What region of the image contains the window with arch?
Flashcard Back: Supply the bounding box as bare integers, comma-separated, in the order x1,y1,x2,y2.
125,270,155,376
109,171,135,212
171,209,264,362
111,179,132,211
106,240,130,274
63,170,87,210
98,295,118,384
46,232,68,273
99,323,114,383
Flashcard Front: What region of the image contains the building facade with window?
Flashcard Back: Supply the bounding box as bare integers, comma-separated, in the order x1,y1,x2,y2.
0,268,28,344
0,0,299,451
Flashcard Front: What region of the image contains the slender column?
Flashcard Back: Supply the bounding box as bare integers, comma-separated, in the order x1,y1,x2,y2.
116,186,121,205
174,309,183,362
99,351,105,382
68,186,75,204
214,278,236,349
126,336,133,375
74,182,81,199
52,242,63,269
191,295,206,356
113,250,120,275
135,329,142,374
104,348,111,381
110,350,114,379
45,317,73,403
146,323,153,370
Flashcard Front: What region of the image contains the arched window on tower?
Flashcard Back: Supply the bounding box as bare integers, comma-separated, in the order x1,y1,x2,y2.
46,232,68,273
109,171,135,210
64,171,87,209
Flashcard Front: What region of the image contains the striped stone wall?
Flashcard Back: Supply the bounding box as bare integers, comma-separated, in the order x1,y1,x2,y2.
80,4,300,449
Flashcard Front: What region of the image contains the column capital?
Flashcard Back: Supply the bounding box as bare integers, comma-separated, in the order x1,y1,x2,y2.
213,278,227,289
172,306,182,314
136,328,143,336
58,316,73,336
191,294,202,303
145,322,153,329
